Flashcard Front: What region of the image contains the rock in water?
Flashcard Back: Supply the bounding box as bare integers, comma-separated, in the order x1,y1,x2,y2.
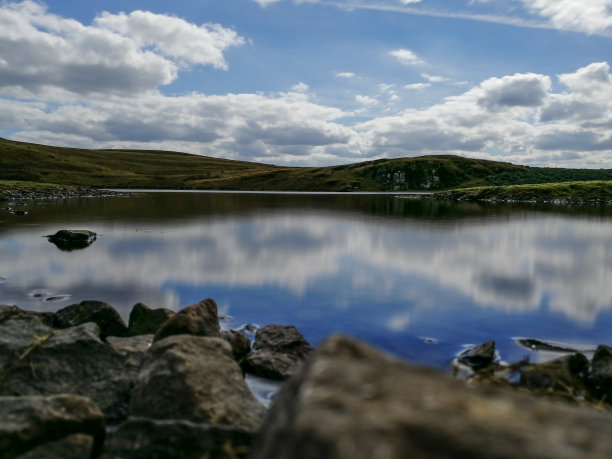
0,394,105,459
54,300,129,338
128,302,174,336
242,324,313,380
457,340,496,371
101,418,254,459
250,335,612,459
47,230,96,251
129,335,266,430
153,298,220,342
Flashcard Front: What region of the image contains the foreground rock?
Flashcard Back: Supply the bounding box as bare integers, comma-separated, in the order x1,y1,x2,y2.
153,298,220,342
130,335,266,430
0,317,137,422
101,418,254,459
54,300,129,338
243,324,313,380
0,394,105,459
47,230,97,251
251,335,612,459
128,302,174,336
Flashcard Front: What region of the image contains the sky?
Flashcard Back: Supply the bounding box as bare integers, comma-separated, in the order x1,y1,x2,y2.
0,0,611,168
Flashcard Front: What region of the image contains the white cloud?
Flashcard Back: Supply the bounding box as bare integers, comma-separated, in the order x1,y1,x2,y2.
355,94,379,106
336,72,356,78
291,82,310,92
421,73,449,83
404,83,431,90
521,0,612,34
253,0,284,6
388,48,425,66
0,1,244,96
477,73,551,111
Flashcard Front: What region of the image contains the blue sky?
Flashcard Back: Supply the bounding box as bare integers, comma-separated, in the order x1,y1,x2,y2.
1,0,611,167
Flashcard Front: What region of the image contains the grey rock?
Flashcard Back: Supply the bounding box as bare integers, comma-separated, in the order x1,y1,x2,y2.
586,345,612,402
519,353,590,394
54,300,129,338
243,324,313,380
15,434,94,459
251,335,612,459
0,320,135,423
0,394,104,459
101,417,254,459
106,334,153,374
0,304,55,327
128,303,174,336
220,329,251,362
153,298,220,342
458,339,496,370
130,335,265,430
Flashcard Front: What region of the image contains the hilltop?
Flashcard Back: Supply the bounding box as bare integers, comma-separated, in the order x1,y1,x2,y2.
1,137,611,192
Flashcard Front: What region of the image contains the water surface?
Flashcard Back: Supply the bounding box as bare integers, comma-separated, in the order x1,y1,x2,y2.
1,192,611,370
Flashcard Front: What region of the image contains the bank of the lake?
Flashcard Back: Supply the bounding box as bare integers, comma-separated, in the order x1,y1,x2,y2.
0,180,125,202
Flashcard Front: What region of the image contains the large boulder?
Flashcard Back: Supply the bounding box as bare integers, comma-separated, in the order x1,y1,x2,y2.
129,335,266,431
153,298,220,342
251,335,612,459
0,304,55,327
242,324,313,380
0,318,136,423
128,303,174,336
47,230,96,251
101,418,254,459
0,394,105,459
54,300,129,338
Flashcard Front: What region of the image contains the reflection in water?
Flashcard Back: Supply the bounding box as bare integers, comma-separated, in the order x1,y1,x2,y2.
0,192,611,369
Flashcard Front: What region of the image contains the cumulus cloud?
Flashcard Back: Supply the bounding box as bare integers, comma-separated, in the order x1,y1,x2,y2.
477,73,551,111
0,1,243,96
388,48,425,66
421,73,448,83
355,95,380,106
521,0,612,34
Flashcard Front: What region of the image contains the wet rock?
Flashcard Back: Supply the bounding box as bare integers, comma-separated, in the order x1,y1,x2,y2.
519,353,590,396
0,394,105,459
8,209,28,216
153,298,220,342
457,339,496,371
54,300,129,338
128,302,174,336
101,418,254,459
47,229,97,251
251,335,612,459
242,324,313,380
220,329,251,362
130,335,265,430
586,345,612,403
0,320,135,423
516,338,587,354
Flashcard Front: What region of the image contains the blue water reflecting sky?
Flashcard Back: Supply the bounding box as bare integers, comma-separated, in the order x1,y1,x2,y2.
1,193,611,369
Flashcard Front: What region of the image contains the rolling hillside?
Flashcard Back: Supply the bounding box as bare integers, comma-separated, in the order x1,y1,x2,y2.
1,137,611,192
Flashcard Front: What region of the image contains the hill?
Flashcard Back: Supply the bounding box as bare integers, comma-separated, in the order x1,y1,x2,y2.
1,137,611,192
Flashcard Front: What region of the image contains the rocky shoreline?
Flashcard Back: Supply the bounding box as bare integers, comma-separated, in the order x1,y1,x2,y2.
1,298,611,458
0,186,125,202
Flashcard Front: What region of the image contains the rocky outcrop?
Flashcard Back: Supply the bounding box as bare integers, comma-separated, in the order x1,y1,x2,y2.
242,324,313,380
101,418,254,459
0,394,105,459
130,335,266,430
457,339,497,371
0,317,136,422
54,300,129,338
47,230,97,251
128,302,174,336
153,298,220,342
251,335,612,459
0,304,54,327
220,329,251,362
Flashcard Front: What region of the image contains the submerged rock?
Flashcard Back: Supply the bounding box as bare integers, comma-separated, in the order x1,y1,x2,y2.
251,335,612,459
47,229,97,251
153,298,220,342
242,324,313,380
54,300,129,338
101,418,254,459
128,302,174,336
0,394,105,459
129,335,266,430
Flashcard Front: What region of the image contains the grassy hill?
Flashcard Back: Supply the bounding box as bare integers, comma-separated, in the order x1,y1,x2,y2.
1,137,611,192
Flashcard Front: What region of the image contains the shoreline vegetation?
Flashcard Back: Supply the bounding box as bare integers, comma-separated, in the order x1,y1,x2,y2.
1,137,611,203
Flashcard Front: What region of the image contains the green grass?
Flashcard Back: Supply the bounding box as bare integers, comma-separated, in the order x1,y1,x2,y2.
1,137,611,194
433,181,612,203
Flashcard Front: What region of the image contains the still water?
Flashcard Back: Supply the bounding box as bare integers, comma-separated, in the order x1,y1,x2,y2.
1,192,611,370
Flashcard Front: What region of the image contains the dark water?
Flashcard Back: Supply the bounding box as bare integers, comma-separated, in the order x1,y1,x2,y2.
1,192,611,371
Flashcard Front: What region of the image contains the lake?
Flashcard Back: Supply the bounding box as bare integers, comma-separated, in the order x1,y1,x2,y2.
1,192,611,372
